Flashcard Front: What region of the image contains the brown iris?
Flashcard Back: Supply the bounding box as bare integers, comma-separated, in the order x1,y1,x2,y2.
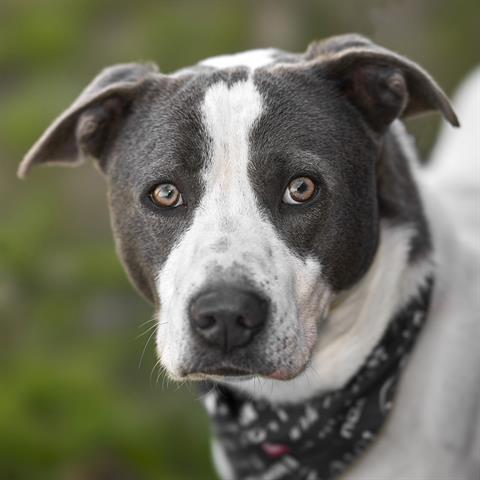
283,177,316,204
150,183,183,208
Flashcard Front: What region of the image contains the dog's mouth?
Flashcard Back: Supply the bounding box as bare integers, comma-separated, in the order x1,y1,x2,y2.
184,366,257,381
180,357,314,382
203,366,254,377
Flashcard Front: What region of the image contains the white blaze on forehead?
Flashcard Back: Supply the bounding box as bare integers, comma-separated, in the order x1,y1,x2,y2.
200,48,276,69
201,79,263,197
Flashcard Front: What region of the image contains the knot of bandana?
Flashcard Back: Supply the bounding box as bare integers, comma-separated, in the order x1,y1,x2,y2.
201,277,434,480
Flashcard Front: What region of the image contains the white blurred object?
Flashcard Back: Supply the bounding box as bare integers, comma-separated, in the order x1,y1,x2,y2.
424,66,480,248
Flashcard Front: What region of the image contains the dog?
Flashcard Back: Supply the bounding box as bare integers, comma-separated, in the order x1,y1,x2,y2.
19,34,479,479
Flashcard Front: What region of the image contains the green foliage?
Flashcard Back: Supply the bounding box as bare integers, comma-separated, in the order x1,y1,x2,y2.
0,0,477,478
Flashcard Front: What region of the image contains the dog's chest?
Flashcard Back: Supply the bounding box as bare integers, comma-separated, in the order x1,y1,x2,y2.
346,208,480,480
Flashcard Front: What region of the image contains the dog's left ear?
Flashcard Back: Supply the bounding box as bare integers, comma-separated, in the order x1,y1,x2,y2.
304,34,459,132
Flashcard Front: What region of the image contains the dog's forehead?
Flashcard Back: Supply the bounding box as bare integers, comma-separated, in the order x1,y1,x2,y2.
118,48,366,189
160,47,303,136
124,67,264,177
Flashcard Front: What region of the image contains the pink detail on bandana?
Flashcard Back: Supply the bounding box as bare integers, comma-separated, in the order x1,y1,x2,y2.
261,442,291,458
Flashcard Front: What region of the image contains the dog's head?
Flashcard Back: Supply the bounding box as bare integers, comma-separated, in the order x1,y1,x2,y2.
19,35,457,384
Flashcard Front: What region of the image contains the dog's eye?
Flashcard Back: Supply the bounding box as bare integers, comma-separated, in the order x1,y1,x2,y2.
150,183,184,208
282,177,317,205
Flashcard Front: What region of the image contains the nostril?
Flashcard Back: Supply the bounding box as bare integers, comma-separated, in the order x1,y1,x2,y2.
237,314,261,330
196,314,216,330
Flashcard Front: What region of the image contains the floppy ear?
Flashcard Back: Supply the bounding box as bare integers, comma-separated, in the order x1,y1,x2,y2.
18,62,158,178
304,34,459,132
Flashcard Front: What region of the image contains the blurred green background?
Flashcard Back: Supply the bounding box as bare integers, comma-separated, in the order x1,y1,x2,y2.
0,1,477,479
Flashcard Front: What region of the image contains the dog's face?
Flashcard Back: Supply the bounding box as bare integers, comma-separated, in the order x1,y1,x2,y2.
108,68,380,380
19,35,457,384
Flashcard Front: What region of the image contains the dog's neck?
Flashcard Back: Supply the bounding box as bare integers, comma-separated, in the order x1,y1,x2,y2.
220,121,433,404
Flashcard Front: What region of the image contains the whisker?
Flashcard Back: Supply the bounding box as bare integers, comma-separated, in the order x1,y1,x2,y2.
309,363,323,383
149,358,162,388
138,327,158,369
305,368,313,391
136,321,157,339
137,317,157,330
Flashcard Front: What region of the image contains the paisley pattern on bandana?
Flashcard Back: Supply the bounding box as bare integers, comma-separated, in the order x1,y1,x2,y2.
201,278,434,480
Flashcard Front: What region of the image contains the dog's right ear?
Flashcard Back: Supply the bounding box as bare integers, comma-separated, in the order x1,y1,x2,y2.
18,63,158,179
303,34,459,132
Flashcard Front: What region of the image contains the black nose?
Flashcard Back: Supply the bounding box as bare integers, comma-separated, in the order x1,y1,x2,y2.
189,288,268,353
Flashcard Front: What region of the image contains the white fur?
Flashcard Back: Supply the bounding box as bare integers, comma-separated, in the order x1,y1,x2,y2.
346,67,480,479
348,186,480,479
421,66,480,249
200,48,276,69
155,77,328,379
212,440,234,480
226,222,433,403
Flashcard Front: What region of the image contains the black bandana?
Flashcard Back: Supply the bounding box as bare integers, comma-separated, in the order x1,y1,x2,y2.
201,278,433,480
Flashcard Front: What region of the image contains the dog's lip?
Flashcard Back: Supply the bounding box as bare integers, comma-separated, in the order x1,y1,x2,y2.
183,366,257,380
181,346,316,382
212,373,256,382
184,364,308,382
